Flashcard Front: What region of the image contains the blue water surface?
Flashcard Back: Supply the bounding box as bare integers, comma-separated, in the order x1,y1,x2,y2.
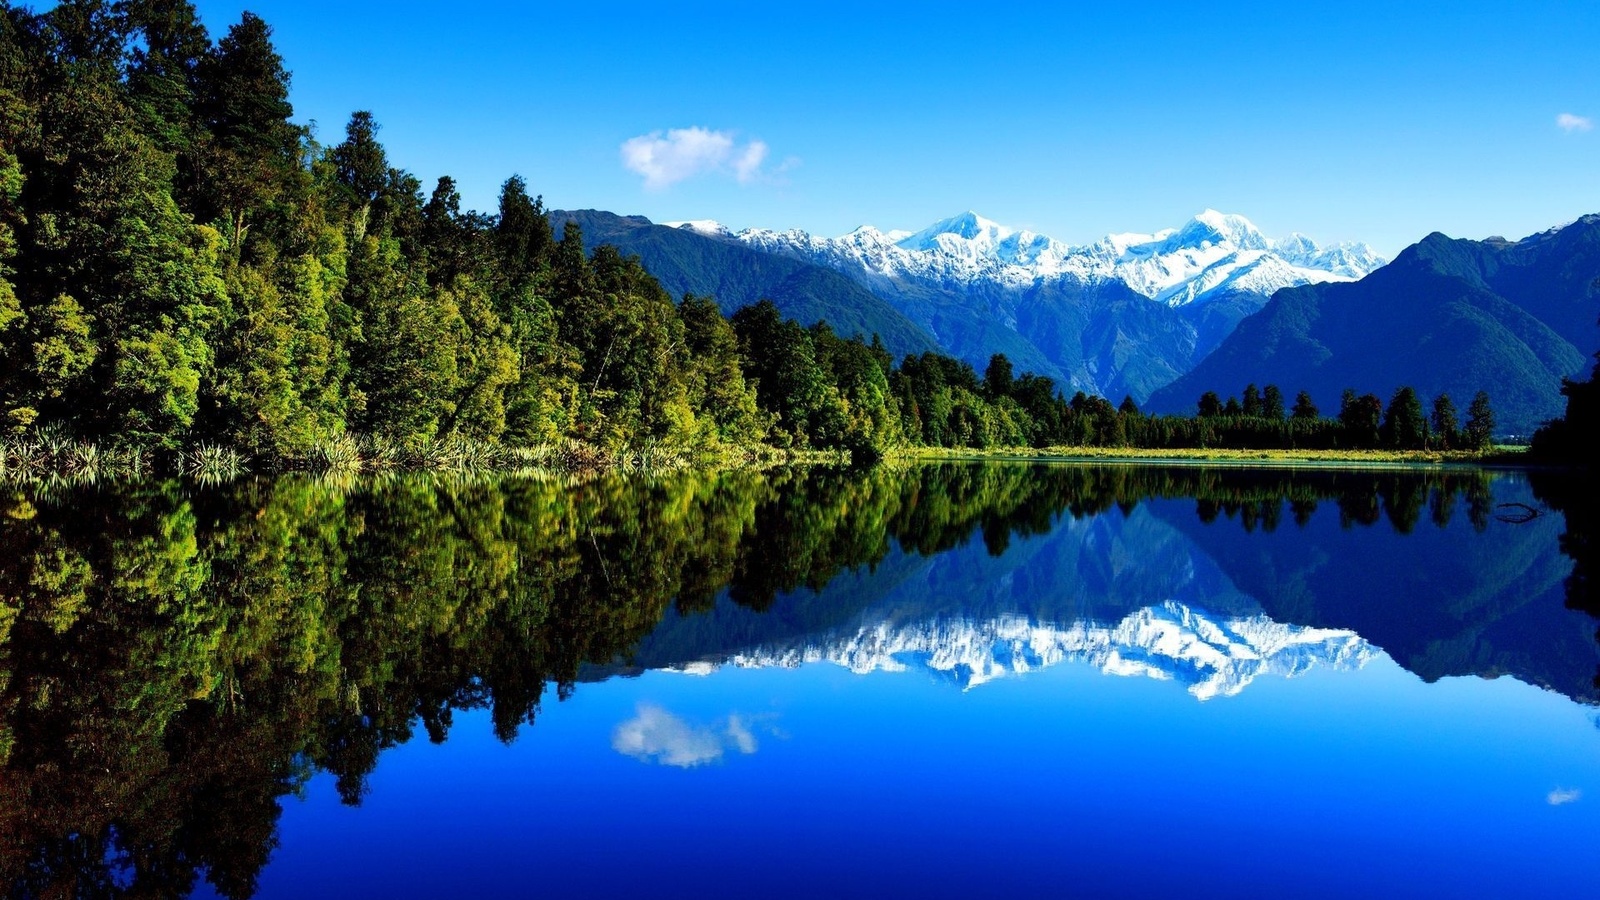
221,466,1600,899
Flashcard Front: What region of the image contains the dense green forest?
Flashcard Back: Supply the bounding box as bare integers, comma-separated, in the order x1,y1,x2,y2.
0,2,1511,468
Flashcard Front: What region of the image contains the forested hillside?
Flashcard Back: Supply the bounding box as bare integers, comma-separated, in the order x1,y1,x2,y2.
548,209,942,362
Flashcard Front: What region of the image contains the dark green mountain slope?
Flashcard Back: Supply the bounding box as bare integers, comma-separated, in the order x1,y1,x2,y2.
550,210,941,360
1148,218,1600,434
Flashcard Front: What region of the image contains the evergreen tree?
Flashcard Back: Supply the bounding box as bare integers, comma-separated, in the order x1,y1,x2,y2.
421,175,474,287
1381,386,1427,449
984,353,1013,400
1464,391,1495,450
1291,390,1318,420
493,174,550,295
116,0,210,174
1262,384,1285,421
345,234,457,442
1430,393,1459,450
195,11,300,252
1242,383,1261,417
435,273,518,441
329,110,388,220
1198,391,1222,418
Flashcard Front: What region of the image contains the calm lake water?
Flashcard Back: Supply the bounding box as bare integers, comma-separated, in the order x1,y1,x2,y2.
2,462,1597,898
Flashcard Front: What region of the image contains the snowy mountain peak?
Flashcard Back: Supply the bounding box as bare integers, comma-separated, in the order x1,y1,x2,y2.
898,211,1011,250
685,601,1379,701
709,209,1386,307
664,219,732,238
1171,209,1271,251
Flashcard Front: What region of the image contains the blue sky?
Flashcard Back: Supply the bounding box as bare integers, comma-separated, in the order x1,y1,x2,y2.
183,0,1599,256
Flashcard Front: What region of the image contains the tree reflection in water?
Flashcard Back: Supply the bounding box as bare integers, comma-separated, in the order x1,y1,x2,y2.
0,462,1589,897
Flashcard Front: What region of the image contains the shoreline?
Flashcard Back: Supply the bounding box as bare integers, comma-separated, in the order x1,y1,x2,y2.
3,437,1559,485
888,445,1536,470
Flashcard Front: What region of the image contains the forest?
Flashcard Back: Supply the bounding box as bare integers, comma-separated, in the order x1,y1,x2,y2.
0,2,1515,468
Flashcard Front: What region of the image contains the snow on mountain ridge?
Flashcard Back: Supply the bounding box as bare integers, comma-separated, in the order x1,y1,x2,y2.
899,211,1012,249
663,219,732,238
683,600,1378,700
710,210,1385,306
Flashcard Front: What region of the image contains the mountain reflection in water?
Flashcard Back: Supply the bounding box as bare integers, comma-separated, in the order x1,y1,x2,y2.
0,462,1594,897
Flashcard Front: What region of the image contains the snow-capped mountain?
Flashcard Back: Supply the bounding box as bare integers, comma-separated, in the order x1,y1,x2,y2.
671,209,1385,308
670,600,1377,700
655,209,1386,402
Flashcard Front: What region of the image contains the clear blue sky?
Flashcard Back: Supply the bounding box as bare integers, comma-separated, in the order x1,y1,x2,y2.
183,0,1599,256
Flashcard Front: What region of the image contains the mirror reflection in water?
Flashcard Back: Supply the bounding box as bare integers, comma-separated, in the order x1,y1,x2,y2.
1,463,1596,898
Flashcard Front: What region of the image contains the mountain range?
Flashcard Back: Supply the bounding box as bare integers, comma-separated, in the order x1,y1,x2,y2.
556,208,1385,402
551,208,1599,434
1149,216,1600,433
689,603,1376,700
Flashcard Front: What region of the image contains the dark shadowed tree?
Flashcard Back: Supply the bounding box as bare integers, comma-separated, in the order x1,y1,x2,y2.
1242,383,1261,417
1262,384,1285,421
1292,390,1318,420
984,353,1013,400
1465,391,1495,449
1381,386,1427,449
1430,393,1459,450
1339,390,1383,448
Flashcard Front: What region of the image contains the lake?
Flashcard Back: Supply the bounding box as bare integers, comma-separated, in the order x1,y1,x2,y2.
2,462,1597,898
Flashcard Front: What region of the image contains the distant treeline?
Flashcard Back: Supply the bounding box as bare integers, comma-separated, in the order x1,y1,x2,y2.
1165,383,1495,451
0,3,1508,464
889,355,1498,452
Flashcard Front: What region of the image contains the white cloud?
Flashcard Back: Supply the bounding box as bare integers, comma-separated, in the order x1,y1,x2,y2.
610,704,764,767
1548,787,1582,805
726,714,758,754
1556,113,1593,133
732,140,769,184
620,127,785,190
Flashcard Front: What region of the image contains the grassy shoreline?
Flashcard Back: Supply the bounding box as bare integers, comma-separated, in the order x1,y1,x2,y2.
888,444,1532,468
